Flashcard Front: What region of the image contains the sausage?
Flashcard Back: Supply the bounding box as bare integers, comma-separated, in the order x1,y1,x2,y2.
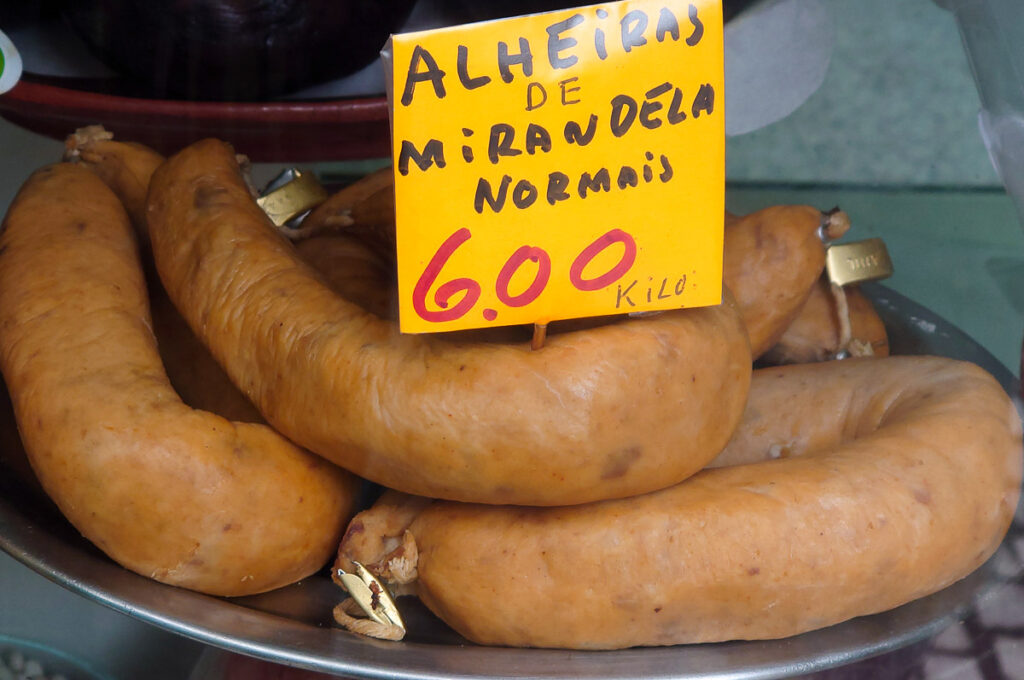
146,139,752,506
0,163,358,596
762,277,889,364
61,135,519,416
64,126,165,243
65,130,266,424
723,205,849,357
308,174,843,360
303,165,394,234
301,165,395,258
294,235,396,321
148,284,266,423
336,356,1022,648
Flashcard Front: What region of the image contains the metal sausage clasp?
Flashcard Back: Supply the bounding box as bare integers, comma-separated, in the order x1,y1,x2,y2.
256,168,329,227
333,561,406,640
816,209,894,359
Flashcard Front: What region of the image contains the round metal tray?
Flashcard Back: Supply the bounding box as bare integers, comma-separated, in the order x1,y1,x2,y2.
1,283,1021,679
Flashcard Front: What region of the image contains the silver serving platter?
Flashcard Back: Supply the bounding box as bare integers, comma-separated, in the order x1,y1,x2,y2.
1,283,1022,680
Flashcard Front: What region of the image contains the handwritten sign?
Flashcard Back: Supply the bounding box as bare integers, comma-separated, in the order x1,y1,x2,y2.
388,0,724,333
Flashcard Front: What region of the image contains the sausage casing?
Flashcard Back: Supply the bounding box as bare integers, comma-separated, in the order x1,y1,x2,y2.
0,164,357,596
339,357,1021,648
147,139,752,506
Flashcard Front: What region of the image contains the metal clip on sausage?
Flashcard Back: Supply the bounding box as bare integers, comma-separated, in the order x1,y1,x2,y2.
817,209,894,359
824,237,894,287
333,561,406,640
257,169,333,239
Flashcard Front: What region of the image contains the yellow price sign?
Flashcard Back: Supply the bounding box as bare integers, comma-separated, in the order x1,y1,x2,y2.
388,0,724,333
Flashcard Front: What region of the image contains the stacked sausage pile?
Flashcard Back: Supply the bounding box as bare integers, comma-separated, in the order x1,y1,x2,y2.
0,130,1020,649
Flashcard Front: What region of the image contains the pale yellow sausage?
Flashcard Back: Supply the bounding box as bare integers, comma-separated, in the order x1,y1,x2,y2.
147,139,752,506
0,164,358,596
338,357,1021,648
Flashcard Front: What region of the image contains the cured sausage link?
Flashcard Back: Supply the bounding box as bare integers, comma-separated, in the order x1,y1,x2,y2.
147,139,752,506
338,357,1022,648
762,277,889,364
724,206,848,357
64,132,266,424
0,164,357,596
64,126,164,234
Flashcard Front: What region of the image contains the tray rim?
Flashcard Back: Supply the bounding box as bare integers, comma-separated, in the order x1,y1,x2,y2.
0,78,392,162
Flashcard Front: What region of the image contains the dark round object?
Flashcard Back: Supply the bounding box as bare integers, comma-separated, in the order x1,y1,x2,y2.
442,1,576,23
63,0,417,101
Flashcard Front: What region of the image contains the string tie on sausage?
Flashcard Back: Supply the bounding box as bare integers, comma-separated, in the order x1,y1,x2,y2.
333,598,406,641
